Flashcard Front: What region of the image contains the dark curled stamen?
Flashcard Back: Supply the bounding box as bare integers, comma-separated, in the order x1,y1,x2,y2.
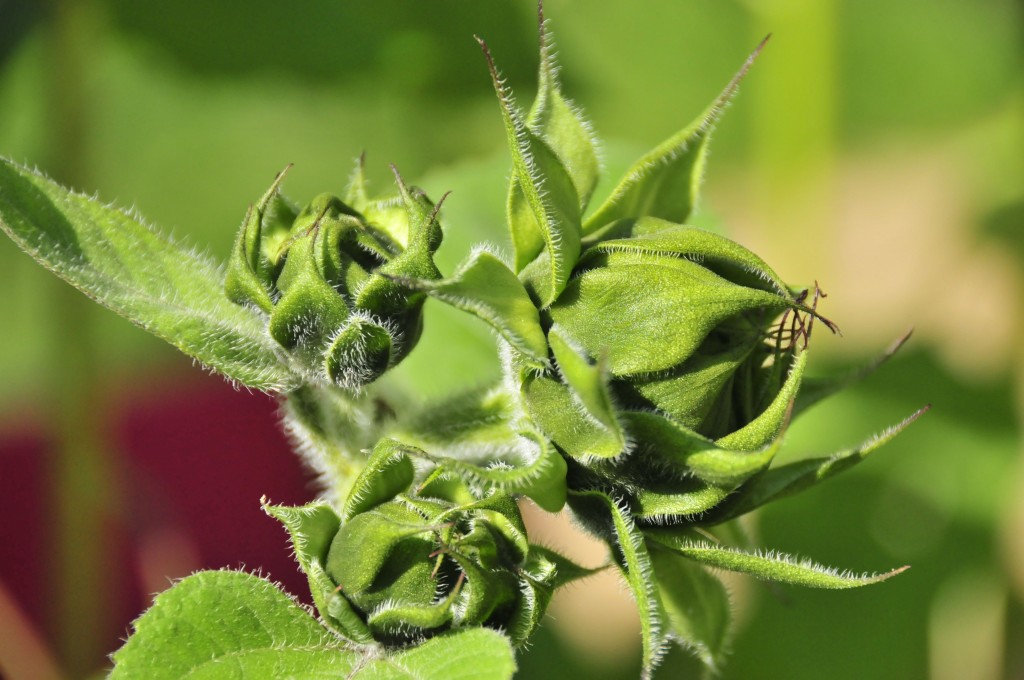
770,284,839,352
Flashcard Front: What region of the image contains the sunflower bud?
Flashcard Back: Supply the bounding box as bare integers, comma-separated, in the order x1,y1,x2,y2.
547,217,809,443
225,162,442,390
266,439,587,648
419,26,872,530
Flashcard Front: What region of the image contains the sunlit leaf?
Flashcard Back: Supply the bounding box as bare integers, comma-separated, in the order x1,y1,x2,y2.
110,570,356,679
478,38,582,306
706,405,930,523
0,157,295,391
583,38,767,234
550,256,789,376
647,532,909,589
569,490,666,678
111,570,516,679
399,248,549,368
549,325,627,457
525,4,600,210
622,411,780,487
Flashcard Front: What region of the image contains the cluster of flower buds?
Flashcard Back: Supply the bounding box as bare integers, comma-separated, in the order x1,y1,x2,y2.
256,6,924,675
389,11,924,674
225,160,443,390
409,28,847,521
0,0,929,675
266,439,589,648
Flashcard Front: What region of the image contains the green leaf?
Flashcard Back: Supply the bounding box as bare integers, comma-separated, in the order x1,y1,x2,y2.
569,490,666,678
344,153,372,211
497,540,598,647
715,349,807,451
400,248,549,368
523,374,624,460
341,439,416,521
549,257,790,376
268,203,354,354
326,504,436,609
528,544,603,590
263,500,374,643
365,581,458,635
622,411,781,487
646,533,909,589
478,38,582,306
549,325,627,457
110,570,359,679
502,544,600,647
526,5,600,210
352,167,442,319
620,337,759,431
708,405,930,523
465,506,530,569
579,219,791,297
111,571,516,680
632,484,732,524
582,38,767,234
794,329,913,417
390,432,567,513
0,157,295,391
366,629,517,680
224,165,291,313
650,547,730,672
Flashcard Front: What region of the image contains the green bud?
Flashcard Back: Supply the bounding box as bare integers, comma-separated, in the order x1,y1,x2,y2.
436,23,914,540
550,216,807,444
313,439,587,647
225,161,442,390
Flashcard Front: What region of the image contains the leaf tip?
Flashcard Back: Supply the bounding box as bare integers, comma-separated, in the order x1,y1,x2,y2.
872,564,911,584
908,404,932,424
895,326,914,346
714,33,772,112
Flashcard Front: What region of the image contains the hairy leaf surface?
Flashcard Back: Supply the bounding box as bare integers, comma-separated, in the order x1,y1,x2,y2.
0,157,294,391
111,570,516,679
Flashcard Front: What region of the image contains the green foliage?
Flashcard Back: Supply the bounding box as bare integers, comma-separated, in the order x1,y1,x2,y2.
0,157,295,391
111,570,516,680
266,440,592,648
0,3,926,678
582,37,766,234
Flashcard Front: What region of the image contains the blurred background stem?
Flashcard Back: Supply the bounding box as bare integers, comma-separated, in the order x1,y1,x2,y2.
43,0,115,676
745,0,838,284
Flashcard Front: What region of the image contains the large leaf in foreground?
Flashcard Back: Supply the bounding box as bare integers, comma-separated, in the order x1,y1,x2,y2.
110,570,356,679
0,157,294,391
111,570,516,679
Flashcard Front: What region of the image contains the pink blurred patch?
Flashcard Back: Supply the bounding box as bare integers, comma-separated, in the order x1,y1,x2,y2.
0,370,319,672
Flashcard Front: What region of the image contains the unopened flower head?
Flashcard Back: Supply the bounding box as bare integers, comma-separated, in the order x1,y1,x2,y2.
225,161,443,390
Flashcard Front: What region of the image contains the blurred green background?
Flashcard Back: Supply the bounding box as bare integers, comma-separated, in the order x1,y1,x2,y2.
0,0,1021,678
